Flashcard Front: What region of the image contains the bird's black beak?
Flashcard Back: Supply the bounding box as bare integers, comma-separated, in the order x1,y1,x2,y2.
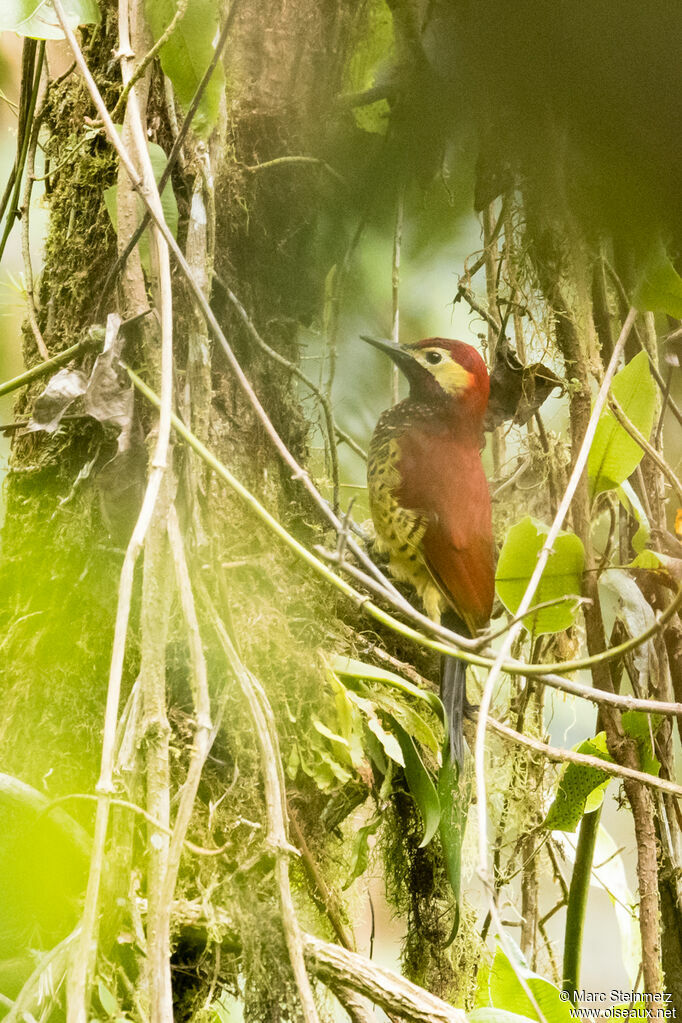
359,335,416,374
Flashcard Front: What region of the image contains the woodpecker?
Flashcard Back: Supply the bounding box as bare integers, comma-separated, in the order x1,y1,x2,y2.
363,336,494,765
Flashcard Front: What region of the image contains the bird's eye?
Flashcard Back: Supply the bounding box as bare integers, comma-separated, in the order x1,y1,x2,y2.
425,350,443,365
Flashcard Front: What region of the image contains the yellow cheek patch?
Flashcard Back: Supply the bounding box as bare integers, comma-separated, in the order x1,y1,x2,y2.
413,349,476,393
437,361,475,393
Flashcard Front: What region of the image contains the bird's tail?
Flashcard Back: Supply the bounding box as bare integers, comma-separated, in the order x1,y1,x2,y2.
440,608,471,767
440,653,466,767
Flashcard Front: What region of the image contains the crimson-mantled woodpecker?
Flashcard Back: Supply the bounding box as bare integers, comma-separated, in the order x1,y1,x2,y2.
363,336,494,765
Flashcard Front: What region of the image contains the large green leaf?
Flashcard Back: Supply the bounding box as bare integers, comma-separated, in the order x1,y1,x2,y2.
144,0,224,138
104,138,178,277
477,945,572,1023
495,517,585,634
635,253,682,318
0,0,99,38
587,351,657,497
543,733,613,832
393,721,441,847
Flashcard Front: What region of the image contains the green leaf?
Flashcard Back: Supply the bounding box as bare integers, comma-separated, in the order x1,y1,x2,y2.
617,481,650,553
481,945,572,1023
588,351,657,497
635,253,682,318
544,733,613,832
0,0,99,38
495,517,585,635
104,138,178,277
392,721,441,847
344,0,393,134
332,654,443,716
97,980,119,1018
438,754,470,907
622,711,661,777
144,0,224,138
370,688,440,753
365,715,404,766
344,814,381,887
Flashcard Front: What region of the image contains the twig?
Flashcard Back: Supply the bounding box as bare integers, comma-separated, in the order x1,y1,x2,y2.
486,716,682,799
288,808,356,951
4,930,76,1023
19,86,49,359
42,793,233,856
205,600,321,1023
244,155,347,188
0,42,45,267
216,277,341,514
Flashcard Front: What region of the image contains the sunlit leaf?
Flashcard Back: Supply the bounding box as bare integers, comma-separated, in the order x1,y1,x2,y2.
332,654,443,716
544,733,613,832
0,0,99,39
366,715,404,766
478,945,572,1023
495,517,585,634
392,721,441,847
344,814,381,887
588,351,656,497
97,980,119,1018
635,253,682,318
144,0,224,137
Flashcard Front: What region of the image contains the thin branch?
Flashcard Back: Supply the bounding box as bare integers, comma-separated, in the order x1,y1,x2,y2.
288,807,356,952
42,793,234,856
0,42,45,267
244,155,348,188
0,316,150,398
19,87,49,359
216,277,341,515
205,600,321,1023
486,716,682,799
